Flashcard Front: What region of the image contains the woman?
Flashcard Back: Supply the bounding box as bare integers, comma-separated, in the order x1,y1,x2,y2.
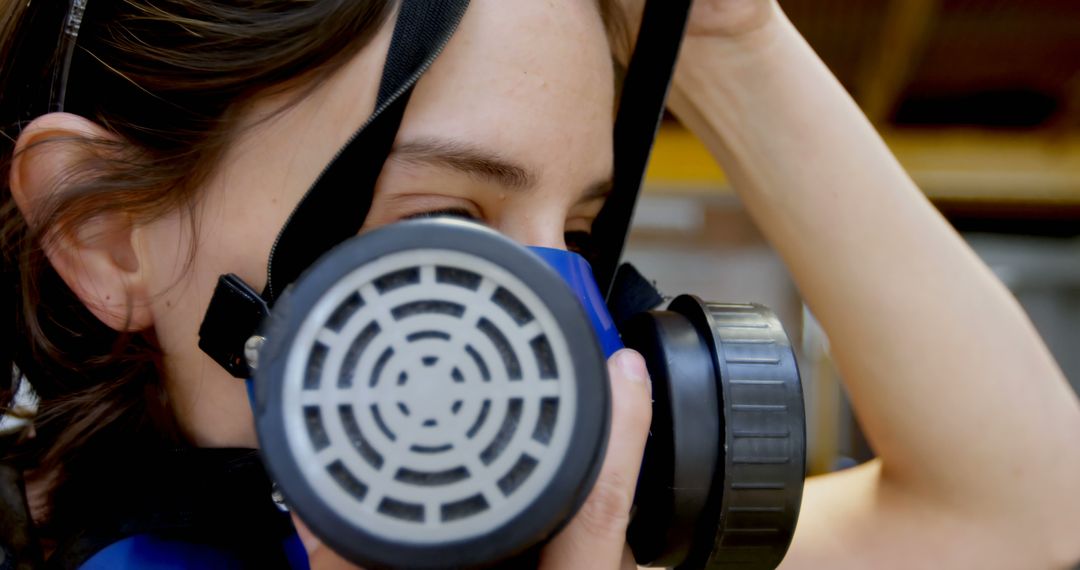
1,0,1078,568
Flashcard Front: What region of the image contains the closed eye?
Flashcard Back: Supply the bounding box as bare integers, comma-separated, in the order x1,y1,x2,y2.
402,208,479,221
403,209,597,259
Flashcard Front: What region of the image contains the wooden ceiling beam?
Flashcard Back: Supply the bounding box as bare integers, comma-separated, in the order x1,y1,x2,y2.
645,126,1080,205
885,130,1080,204
853,0,941,124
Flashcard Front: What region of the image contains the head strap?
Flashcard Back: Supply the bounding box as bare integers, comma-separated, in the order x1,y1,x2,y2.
263,0,472,301
200,0,471,377
591,0,692,297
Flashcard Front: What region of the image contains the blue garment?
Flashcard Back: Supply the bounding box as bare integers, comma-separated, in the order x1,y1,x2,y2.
79,532,309,570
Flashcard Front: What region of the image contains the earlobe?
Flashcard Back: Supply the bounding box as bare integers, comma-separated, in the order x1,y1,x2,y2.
46,217,155,332
9,113,154,332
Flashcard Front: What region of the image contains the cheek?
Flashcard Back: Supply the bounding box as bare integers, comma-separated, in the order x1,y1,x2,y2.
137,182,290,364
135,208,202,356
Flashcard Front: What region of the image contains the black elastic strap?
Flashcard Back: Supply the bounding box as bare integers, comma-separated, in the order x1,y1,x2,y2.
262,88,412,300
200,89,411,376
199,1,470,376
263,0,471,301
591,0,692,297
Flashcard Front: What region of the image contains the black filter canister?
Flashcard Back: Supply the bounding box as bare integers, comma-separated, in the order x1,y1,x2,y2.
624,310,720,567
624,296,805,570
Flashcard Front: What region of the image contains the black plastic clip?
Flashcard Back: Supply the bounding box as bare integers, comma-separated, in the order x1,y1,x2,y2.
198,274,270,378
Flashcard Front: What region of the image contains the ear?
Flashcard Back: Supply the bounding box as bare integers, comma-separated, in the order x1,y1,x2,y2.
9,113,153,332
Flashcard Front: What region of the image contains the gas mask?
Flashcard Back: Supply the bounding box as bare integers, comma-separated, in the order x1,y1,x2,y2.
195,1,805,569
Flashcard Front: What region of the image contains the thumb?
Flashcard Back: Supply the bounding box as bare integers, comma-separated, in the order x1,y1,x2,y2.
291,513,365,570
540,349,653,569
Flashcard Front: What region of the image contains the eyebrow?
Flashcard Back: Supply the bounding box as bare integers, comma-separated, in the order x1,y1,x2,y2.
391,138,613,201
392,138,536,190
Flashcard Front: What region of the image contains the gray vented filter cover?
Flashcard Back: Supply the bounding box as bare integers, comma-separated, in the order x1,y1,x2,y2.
281,250,577,542
254,220,609,569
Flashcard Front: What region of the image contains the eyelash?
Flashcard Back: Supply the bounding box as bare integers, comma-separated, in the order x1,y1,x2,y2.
403,209,597,257
403,208,477,221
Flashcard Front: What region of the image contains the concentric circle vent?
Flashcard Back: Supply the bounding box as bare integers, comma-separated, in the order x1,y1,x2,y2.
278,249,579,544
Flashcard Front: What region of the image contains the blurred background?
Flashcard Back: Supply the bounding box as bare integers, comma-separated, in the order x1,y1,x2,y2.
625,0,1080,475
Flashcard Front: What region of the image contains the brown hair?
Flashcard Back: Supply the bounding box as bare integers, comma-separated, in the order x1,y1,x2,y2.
0,0,397,538
0,0,626,545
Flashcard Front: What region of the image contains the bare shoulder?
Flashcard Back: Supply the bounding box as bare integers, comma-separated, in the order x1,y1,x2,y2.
780,460,1077,570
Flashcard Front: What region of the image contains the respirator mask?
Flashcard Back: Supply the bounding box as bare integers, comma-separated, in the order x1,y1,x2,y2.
192,1,806,568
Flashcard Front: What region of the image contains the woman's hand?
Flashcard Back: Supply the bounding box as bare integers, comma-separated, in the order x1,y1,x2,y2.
294,349,654,570
616,0,778,46
685,0,777,38
538,349,652,569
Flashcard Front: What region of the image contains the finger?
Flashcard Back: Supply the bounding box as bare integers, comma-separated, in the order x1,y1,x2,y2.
291,513,365,570
540,349,653,569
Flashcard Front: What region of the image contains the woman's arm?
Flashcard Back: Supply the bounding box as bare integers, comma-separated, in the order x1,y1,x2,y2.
663,2,1080,567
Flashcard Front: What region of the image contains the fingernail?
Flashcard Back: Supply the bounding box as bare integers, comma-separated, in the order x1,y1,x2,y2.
615,349,649,387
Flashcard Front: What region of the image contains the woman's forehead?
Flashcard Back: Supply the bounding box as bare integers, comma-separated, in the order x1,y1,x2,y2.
396,0,616,180
228,0,616,208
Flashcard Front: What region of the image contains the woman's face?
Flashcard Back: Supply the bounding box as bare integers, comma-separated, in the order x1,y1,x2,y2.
135,0,617,446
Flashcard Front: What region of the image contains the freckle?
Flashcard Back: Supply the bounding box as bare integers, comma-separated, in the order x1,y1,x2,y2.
166,300,172,308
